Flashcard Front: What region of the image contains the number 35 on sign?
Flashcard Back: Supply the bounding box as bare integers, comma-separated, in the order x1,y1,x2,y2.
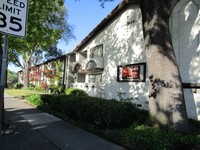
0,0,28,37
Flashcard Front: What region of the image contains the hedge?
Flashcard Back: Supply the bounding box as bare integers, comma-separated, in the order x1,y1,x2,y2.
31,94,148,129
26,94,200,149
111,124,200,150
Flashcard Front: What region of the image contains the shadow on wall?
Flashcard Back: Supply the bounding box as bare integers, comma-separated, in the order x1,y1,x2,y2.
170,0,200,120
90,4,149,109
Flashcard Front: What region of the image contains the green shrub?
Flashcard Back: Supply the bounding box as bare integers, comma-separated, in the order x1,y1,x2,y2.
27,94,43,106
48,85,57,94
26,94,200,149
34,86,41,91
14,83,23,89
49,85,65,95
65,88,88,96
189,119,200,130
113,124,200,150
28,83,35,90
40,83,48,90
40,94,55,105
39,95,140,129
40,94,63,111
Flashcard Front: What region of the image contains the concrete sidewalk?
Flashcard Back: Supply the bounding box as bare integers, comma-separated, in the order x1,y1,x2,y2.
0,93,126,150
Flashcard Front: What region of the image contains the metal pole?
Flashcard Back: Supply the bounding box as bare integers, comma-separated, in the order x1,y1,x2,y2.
0,34,8,134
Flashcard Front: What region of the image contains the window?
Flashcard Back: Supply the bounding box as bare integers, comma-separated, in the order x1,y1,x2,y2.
77,74,85,83
88,74,102,83
73,63,82,73
90,45,103,58
86,60,97,70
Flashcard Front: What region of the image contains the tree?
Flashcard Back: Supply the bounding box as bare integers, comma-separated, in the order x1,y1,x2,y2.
6,0,74,88
44,45,64,61
7,70,18,88
139,0,190,132
27,60,63,93
102,0,190,132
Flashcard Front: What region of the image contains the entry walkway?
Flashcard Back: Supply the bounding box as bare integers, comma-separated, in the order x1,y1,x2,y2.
0,93,126,150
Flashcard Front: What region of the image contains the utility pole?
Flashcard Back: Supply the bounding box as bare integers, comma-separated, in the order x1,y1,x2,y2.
0,35,8,134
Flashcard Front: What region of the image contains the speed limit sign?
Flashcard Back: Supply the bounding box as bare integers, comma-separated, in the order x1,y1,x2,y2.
0,0,28,37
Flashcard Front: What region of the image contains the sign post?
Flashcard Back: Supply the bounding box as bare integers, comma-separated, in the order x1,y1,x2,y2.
0,35,8,134
0,0,28,134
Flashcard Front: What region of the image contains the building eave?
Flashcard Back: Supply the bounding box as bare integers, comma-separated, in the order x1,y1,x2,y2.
73,0,138,52
30,52,75,69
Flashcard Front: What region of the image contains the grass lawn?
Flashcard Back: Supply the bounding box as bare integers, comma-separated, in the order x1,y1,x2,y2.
4,88,47,98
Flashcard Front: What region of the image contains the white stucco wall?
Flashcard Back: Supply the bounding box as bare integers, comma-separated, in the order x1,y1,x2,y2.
101,4,148,108
74,1,200,120
75,4,149,109
170,0,200,120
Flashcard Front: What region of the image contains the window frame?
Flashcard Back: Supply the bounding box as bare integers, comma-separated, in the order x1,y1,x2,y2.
90,44,103,58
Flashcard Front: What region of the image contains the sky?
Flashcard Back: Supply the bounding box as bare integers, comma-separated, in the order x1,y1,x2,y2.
9,0,122,72
57,0,121,53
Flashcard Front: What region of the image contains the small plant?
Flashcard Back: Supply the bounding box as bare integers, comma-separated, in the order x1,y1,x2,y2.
27,94,42,106
49,84,65,95
117,91,141,108
28,83,35,90
65,88,88,96
117,91,133,102
40,83,48,91
34,86,41,91
58,84,65,94
14,83,23,89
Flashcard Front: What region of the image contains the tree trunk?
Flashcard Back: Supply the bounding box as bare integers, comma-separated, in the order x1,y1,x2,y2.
139,0,190,132
23,67,29,89
23,52,32,89
23,64,29,89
